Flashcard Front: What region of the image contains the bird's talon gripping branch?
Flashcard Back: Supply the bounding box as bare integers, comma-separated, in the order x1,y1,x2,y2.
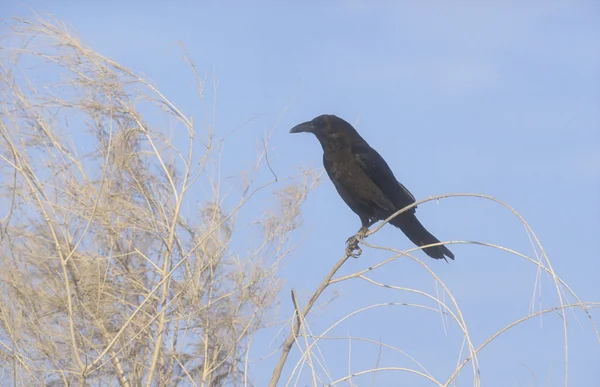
345,230,365,258
345,241,362,258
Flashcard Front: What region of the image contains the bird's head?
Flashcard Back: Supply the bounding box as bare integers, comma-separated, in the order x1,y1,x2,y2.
290,114,360,150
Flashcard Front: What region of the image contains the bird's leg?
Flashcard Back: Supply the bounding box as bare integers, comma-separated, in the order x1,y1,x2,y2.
345,226,368,245
345,218,376,258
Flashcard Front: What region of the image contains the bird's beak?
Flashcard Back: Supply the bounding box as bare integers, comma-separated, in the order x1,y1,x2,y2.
289,121,314,134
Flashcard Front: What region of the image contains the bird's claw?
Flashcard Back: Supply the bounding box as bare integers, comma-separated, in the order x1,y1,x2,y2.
345,242,362,258
345,230,367,258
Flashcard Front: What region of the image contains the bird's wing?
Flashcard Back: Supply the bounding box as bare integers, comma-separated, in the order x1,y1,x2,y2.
352,142,417,211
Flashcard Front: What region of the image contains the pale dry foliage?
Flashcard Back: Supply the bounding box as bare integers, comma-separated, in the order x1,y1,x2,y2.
0,17,319,386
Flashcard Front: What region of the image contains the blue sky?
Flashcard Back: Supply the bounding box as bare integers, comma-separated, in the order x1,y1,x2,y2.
4,1,599,386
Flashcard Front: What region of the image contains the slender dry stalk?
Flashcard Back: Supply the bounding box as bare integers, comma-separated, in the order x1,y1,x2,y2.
269,194,599,387
0,16,319,386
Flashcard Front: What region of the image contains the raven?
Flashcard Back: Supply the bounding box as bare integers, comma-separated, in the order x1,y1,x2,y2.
290,114,454,261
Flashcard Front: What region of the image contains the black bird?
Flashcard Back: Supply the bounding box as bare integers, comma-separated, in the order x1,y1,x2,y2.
290,114,454,261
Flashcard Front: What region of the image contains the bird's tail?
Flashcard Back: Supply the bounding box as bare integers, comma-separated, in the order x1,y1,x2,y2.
390,213,455,261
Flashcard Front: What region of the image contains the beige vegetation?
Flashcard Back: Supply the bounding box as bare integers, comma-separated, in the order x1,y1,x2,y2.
0,16,319,386
0,16,598,387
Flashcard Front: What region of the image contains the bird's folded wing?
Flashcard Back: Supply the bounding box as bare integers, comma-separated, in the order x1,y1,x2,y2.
352,142,417,211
